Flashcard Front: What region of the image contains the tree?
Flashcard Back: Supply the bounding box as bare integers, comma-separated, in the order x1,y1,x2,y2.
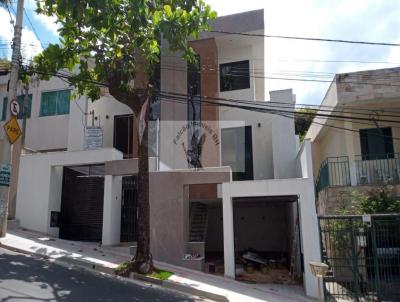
294,108,316,141
31,0,216,274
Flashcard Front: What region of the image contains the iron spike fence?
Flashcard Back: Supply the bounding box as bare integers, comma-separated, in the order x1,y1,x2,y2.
318,214,400,301
316,157,351,196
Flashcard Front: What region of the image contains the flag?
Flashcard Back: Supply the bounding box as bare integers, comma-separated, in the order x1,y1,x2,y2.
139,98,149,144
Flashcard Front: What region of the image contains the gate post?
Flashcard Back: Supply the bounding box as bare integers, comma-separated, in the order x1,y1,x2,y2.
102,175,122,245
370,219,381,301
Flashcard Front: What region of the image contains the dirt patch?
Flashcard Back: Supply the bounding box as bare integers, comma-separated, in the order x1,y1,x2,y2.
237,268,300,285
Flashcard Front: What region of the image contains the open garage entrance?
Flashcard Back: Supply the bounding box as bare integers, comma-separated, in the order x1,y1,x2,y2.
232,195,302,285
59,165,105,241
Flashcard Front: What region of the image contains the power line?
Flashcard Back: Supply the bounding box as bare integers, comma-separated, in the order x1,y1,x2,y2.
210,30,400,47
158,92,400,141
23,8,44,49
13,65,400,140
22,64,400,120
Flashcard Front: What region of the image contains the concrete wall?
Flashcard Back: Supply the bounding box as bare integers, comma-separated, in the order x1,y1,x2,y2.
317,184,400,215
270,89,297,179
205,204,223,253
149,168,231,266
233,202,290,252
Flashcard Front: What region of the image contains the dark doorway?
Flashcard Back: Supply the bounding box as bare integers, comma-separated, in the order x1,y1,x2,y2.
114,114,134,158
232,196,302,285
60,166,105,241
120,176,138,242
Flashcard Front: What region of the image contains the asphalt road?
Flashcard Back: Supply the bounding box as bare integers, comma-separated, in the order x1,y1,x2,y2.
0,247,208,302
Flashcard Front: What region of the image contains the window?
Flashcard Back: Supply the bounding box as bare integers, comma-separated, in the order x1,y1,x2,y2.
220,60,250,92
40,90,70,117
221,126,253,181
360,127,394,160
2,95,32,121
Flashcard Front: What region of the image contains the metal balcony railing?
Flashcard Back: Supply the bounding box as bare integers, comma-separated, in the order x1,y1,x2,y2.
355,153,400,185
316,156,351,195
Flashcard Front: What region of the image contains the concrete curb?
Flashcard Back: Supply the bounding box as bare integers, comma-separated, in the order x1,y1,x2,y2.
0,242,228,302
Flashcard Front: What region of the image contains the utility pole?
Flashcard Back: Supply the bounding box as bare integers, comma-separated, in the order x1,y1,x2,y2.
0,0,24,237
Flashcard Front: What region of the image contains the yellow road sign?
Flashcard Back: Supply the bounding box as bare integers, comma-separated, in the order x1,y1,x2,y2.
4,117,22,144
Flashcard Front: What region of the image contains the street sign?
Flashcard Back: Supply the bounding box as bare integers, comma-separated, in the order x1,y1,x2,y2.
3,117,22,144
9,99,20,116
0,164,11,187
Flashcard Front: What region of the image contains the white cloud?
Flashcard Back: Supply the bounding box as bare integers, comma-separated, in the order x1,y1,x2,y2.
32,13,59,36
0,7,43,62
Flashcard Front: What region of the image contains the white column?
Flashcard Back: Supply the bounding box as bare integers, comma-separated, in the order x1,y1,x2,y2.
102,175,122,245
299,188,321,298
222,183,235,278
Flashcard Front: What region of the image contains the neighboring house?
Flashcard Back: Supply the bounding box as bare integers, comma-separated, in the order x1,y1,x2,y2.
6,10,320,298
306,67,400,215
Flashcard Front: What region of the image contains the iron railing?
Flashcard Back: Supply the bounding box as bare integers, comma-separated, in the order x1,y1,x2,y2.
316,157,351,195
355,153,400,186
319,214,400,301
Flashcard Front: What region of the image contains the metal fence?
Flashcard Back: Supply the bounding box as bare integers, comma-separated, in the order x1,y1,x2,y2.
355,153,400,186
319,214,400,301
316,157,351,196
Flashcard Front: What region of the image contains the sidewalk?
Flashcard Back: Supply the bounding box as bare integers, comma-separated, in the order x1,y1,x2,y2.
0,228,313,302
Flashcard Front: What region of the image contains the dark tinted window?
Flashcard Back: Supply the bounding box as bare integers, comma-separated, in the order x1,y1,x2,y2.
360,127,394,160
220,60,250,92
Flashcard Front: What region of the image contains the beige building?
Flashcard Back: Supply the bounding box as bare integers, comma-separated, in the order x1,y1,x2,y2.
306,67,400,214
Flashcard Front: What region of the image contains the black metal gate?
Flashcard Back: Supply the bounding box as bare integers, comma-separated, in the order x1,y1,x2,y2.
319,214,400,301
120,176,138,242
60,166,105,241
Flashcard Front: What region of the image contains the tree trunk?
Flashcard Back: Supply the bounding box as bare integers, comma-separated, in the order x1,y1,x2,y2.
134,101,152,274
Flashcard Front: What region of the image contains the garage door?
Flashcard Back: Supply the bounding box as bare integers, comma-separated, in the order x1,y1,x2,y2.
59,166,104,241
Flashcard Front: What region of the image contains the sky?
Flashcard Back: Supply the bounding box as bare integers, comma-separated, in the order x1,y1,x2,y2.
1,0,400,105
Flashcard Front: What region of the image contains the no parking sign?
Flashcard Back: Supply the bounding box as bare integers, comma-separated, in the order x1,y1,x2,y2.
10,99,20,116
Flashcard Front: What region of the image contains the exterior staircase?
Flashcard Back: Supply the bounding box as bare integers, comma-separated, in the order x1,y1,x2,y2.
189,203,208,242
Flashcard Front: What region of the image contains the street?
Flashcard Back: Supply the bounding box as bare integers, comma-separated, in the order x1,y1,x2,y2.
0,248,208,302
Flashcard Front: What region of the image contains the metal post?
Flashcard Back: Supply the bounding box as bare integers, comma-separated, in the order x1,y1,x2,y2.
0,0,24,237
21,85,28,147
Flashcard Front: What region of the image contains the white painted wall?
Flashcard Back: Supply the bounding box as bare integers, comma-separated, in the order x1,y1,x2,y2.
15,148,123,236
270,89,297,179
215,29,265,102
222,139,319,298
86,96,133,149
0,76,76,151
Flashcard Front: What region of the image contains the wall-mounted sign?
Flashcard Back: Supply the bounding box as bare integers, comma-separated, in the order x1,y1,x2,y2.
4,116,22,144
10,99,20,116
0,164,11,187
83,126,103,150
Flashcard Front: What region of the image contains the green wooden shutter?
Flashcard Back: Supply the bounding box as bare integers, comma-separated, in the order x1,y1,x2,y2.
56,90,70,115
40,91,57,116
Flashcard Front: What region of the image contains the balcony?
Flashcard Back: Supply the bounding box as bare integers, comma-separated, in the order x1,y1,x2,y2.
355,153,400,185
315,157,351,195
315,154,400,195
